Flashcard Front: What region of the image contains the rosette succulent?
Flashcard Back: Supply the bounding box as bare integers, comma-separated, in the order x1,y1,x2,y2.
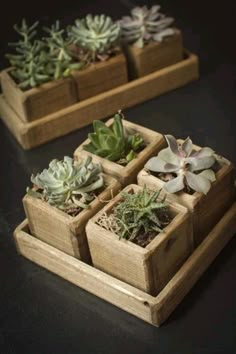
83,111,144,164
145,135,217,195
68,14,121,61
28,156,104,213
119,5,175,48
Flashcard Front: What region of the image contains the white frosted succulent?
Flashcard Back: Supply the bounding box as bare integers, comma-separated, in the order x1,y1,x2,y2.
119,5,175,48
29,156,104,211
145,135,217,195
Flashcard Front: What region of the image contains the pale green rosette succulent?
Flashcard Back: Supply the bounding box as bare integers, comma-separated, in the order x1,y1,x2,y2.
29,156,104,212
145,135,217,195
68,14,121,61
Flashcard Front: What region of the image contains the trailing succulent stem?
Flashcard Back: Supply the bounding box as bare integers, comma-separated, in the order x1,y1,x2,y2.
28,156,104,215
97,186,169,244
68,14,121,61
119,5,175,48
145,135,217,194
83,111,144,164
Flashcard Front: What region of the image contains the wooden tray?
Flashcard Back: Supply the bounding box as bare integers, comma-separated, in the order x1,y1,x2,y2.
14,202,236,327
0,51,198,150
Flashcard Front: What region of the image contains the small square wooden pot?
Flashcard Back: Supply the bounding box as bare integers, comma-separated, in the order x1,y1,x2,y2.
124,29,183,79
86,184,193,295
23,174,121,262
71,53,128,101
137,141,235,246
0,69,78,122
74,119,165,186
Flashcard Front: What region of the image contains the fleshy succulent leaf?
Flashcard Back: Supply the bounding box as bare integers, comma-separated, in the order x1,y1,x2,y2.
164,175,185,193
182,137,193,156
198,169,216,182
185,171,211,195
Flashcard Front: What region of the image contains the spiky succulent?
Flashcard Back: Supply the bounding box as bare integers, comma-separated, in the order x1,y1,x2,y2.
6,19,51,89
97,186,168,243
28,156,104,213
43,21,84,80
145,135,217,195
83,111,144,164
68,14,121,61
119,5,175,48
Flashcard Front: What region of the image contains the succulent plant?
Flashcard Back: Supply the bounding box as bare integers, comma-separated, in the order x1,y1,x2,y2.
28,156,104,213
6,19,51,89
97,186,168,243
145,135,217,195
83,111,144,164
119,5,175,48
43,21,84,80
68,14,121,61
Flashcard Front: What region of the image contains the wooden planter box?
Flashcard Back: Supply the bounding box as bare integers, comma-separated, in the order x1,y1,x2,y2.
0,69,78,122
86,184,193,295
72,53,128,100
124,29,183,79
74,119,165,186
0,51,199,150
137,141,235,246
23,174,121,262
14,201,236,326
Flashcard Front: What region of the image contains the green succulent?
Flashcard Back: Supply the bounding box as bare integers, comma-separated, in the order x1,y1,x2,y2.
119,5,175,48
83,111,144,164
43,20,84,80
68,14,121,61
6,19,51,89
97,186,168,242
28,156,104,213
145,135,217,195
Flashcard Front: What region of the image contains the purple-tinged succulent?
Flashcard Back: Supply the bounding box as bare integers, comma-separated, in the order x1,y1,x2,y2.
119,5,175,48
145,135,217,195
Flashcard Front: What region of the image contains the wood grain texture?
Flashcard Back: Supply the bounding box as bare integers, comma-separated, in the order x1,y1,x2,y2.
72,53,128,100
14,202,236,326
74,119,165,186
0,69,78,122
138,140,235,246
0,51,199,150
86,184,193,295
23,174,121,262
124,30,183,79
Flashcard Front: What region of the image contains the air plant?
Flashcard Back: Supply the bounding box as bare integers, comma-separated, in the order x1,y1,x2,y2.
27,156,104,213
96,186,168,244
83,111,144,164
145,135,217,195
119,5,175,48
68,14,121,61
6,19,51,89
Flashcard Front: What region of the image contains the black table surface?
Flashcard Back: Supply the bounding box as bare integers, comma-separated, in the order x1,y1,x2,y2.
0,1,236,353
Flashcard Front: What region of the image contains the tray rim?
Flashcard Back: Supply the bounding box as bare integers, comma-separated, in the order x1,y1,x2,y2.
0,50,199,150
14,201,236,327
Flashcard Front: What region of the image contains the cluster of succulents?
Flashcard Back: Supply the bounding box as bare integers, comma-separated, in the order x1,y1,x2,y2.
145,135,217,194
96,186,169,245
7,19,82,89
83,111,144,164
119,5,175,48
28,156,104,214
68,15,120,62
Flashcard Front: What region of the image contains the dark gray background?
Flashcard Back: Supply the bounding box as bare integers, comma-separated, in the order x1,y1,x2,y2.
0,1,236,353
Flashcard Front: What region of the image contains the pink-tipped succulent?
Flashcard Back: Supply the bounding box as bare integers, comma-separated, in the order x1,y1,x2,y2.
145,135,217,195
119,5,175,48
